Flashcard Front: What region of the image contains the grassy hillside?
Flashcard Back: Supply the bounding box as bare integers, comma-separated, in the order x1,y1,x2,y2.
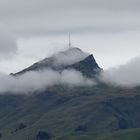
2,128,140,140
54,128,140,140
0,85,139,139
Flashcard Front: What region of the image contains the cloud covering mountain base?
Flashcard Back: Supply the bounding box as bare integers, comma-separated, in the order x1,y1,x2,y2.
0,69,95,94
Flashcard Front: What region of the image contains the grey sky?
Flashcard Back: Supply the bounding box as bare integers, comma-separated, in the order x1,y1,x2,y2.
1,0,140,35
0,0,140,73
0,28,17,58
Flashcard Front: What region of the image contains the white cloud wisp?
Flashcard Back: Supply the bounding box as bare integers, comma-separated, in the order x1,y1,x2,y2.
0,69,95,94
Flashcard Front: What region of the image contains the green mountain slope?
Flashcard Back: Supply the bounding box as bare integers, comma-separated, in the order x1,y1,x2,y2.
0,85,140,140
54,128,140,140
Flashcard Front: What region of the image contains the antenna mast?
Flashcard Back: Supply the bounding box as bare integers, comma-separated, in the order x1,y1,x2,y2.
69,33,71,49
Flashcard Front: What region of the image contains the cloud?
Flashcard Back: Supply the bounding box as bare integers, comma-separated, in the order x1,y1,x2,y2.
0,69,95,94
100,57,140,87
53,48,89,65
0,28,17,59
39,47,89,66
61,69,94,86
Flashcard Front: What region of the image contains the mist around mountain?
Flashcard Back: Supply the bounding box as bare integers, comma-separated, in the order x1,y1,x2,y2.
0,47,140,140
0,48,100,94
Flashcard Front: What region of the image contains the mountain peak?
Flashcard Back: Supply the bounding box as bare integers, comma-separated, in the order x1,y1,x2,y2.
13,47,102,76
67,54,102,77
39,47,89,66
64,47,83,52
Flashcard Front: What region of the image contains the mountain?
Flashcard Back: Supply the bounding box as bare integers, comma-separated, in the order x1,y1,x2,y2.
12,48,102,77
0,47,140,140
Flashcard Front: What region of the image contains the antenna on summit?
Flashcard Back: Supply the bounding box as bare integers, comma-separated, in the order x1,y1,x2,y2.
68,33,72,49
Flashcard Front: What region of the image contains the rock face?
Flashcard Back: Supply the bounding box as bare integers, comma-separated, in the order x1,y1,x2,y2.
67,54,102,77
13,48,102,77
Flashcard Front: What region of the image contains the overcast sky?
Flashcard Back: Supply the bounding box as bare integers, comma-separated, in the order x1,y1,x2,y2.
1,0,140,73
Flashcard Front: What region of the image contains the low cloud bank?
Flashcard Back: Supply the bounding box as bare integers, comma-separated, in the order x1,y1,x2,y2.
100,57,140,87
0,69,95,94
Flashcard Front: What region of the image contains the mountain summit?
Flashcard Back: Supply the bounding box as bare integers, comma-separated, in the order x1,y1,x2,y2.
13,47,102,77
